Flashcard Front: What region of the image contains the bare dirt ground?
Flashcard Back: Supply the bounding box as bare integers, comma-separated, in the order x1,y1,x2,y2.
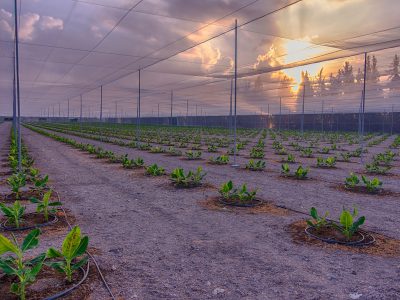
1,123,399,299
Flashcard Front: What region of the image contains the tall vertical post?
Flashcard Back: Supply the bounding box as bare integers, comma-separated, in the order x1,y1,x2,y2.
58,103,61,117
195,104,198,126
391,104,394,135
115,102,118,119
80,95,83,129
301,82,305,134
137,69,141,145
186,99,189,119
67,99,70,119
170,90,173,126
360,52,367,163
12,48,17,138
232,19,238,167
229,78,233,134
100,85,103,121
14,0,22,172
279,97,282,131
321,100,324,132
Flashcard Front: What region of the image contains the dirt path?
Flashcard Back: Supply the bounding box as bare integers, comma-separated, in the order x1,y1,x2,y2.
15,126,400,299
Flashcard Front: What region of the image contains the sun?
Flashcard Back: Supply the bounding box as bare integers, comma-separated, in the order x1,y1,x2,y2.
280,39,326,93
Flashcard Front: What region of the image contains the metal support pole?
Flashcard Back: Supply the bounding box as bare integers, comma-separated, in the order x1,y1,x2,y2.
67,99,70,119
12,48,16,138
279,97,282,131
229,78,233,134
361,52,367,163
137,69,141,144
13,0,22,172
58,103,61,117
391,104,394,135
232,19,239,167
80,95,83,129
100,85,103,121
157,103,160,125
195,104,198,126
115,102,118,119
186,99,189,119
170,90,173,126
321,100,324,133
301,82,305,134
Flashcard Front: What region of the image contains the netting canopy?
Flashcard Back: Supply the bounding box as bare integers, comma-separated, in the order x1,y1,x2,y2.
1,0,400,117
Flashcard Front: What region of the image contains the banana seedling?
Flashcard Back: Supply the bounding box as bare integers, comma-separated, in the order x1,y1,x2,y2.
170,167,206,187
7,173,27,200
219,180,257,203
46,226,89,283
30,190,62,222
0,229,45,300
0,201,25,229
146,164,165,176
361,175,383,193
337,207,365,240
306,207,329,231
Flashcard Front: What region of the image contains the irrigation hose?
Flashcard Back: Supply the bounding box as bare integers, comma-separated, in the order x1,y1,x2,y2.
54,190,116,300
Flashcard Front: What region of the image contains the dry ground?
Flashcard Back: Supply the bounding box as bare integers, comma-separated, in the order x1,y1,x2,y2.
1,122,399,299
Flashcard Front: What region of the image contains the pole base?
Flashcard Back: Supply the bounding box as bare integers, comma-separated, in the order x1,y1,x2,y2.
231,164,240,168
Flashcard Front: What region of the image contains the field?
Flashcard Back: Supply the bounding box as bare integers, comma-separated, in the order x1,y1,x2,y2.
1,121,399,299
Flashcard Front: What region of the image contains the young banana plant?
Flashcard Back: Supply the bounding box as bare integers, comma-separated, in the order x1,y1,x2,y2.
0,201,25,228
306,207,329,230
337,207,365,240
0,229,46,300
32,175,49,192
46,226,89,283
30,190,62,222
7,173,27,200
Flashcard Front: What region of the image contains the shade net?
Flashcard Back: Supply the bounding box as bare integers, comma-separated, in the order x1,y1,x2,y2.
0,0,400,122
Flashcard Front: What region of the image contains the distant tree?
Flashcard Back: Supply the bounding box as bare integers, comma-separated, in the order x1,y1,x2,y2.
341,61,354,84
371,55,379,82
356,67,363,84
254,75,263,91
366,55,372,80
315,68,326,97
390,54,400,82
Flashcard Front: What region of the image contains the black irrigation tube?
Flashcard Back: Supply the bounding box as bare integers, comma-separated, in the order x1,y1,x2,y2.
304,225,365,246
304,226,376,247
44,262,90,300
1,213,58,232
218,198,263,208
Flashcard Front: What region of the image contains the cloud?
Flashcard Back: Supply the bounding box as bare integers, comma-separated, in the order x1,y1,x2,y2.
0,8,13,37
19,13,40,41
40,16,63,31
0,8,63,41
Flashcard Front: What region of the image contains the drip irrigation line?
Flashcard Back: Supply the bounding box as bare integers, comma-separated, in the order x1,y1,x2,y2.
55,192,116,300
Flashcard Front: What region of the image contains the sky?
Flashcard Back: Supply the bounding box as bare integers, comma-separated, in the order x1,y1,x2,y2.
1,0,400,117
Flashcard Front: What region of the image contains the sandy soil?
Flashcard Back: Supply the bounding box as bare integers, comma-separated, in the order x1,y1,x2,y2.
1,123,398,299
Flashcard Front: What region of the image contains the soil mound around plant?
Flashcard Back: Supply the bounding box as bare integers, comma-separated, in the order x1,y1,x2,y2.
288,220,400,257
333,184,400,197
0,264,93,300
201,197,290,216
